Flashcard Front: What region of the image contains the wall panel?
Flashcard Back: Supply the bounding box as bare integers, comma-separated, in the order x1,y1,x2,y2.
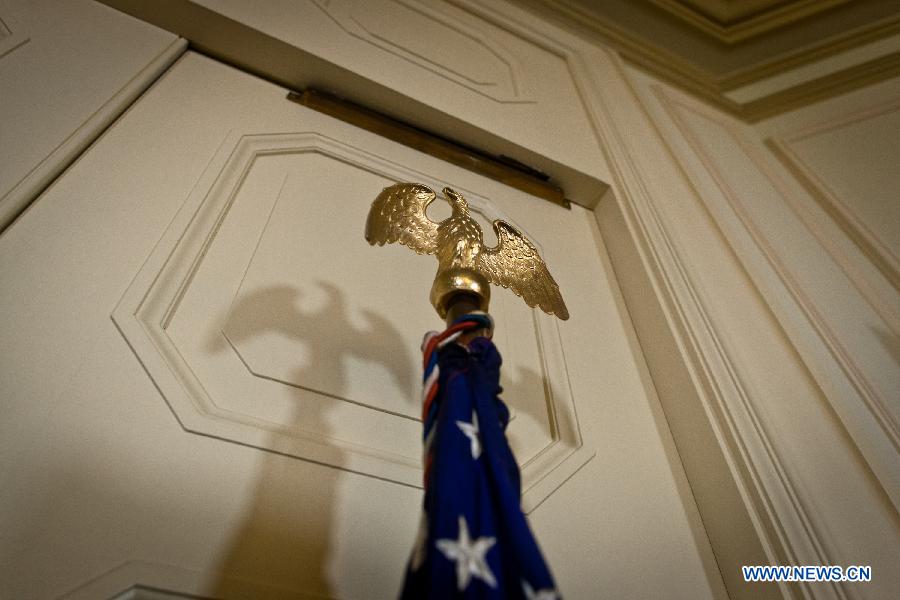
0,0,184,231
1,51,719,600
6,1,898,598
622,62,900,599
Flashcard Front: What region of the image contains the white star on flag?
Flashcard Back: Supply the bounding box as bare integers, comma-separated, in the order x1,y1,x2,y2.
435,515,497,590
456,411,481,459
523,579,559,599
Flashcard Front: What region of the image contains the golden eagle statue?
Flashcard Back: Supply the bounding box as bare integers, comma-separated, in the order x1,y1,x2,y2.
365,183,569,321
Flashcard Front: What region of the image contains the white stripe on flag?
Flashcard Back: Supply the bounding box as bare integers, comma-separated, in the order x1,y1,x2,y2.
422,365,440,403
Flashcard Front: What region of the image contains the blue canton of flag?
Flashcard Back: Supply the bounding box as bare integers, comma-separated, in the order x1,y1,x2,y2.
400,314,559,599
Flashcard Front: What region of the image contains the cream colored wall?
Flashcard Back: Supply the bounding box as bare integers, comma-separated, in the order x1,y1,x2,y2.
755,79,900,501
1,1,727,599
4,0,898,598
620,62,900,599
4,52,719,599
99,0,613,208
0,0,184,230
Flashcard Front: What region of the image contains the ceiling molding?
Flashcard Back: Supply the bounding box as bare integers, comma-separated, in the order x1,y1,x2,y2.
740,51,900,120
648,0,852,44
522,0,900,121
718,16,900,88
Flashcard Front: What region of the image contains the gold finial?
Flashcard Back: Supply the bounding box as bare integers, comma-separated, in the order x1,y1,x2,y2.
365,183,569,322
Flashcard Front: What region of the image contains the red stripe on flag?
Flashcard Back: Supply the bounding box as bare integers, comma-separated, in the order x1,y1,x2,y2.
422,380,439,422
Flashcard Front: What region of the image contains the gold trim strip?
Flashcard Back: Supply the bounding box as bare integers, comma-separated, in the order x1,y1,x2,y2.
288,89,569,208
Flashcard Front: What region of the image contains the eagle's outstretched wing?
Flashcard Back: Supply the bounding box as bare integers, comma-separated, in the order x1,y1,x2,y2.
365,183,440,255
476,220,569,320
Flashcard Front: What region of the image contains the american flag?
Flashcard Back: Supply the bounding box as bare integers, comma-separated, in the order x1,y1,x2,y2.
400,313,559,599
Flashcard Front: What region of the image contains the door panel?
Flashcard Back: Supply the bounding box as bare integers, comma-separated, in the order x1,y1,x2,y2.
0,0,181,230
0,52,720,599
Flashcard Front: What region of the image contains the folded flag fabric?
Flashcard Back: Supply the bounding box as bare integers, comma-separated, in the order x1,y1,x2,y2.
400,313,559,599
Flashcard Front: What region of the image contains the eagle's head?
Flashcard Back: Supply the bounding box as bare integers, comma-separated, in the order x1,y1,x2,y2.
443,187,469,214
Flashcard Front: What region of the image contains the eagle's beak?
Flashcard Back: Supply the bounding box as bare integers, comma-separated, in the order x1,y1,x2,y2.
443,187,461,202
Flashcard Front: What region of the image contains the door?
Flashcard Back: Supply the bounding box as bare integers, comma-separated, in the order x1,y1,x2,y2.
0,52,721,599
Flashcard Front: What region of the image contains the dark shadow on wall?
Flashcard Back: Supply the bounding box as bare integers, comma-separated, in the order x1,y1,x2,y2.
205,281,412,598
502,365,563,437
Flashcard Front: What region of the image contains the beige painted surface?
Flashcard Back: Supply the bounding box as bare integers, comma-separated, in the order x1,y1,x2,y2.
6,1,898,599
758,75,900,291
620,61,900,599
596,191,781,600
0,52,722,600
0,0,182,230
779,108,900,254
191,0,608,184
98,0,612,208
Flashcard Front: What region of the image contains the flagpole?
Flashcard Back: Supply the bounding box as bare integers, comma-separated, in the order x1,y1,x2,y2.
443,293,480,324
365,183,565,597
442,295,494,351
